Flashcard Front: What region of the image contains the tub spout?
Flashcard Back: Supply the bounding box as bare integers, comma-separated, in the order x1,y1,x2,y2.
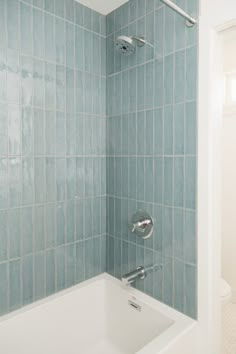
121,266,146,286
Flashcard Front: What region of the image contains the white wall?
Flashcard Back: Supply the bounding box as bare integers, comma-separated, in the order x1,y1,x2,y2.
221,33,236,297
198,0,236,353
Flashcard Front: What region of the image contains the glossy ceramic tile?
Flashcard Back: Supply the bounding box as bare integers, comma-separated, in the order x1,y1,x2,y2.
0,0,106,317
106,0,198,319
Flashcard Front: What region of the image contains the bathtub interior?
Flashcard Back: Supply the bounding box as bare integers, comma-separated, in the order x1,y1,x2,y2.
105,280,174,353
0,275,178,354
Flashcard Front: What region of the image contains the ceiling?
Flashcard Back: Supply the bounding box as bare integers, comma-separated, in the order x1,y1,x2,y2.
77,0,129,15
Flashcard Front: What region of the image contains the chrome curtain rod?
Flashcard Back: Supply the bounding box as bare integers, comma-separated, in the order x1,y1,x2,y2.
160,0,197,27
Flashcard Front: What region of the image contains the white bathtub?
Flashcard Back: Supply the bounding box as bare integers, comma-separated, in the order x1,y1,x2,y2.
0,273,198,354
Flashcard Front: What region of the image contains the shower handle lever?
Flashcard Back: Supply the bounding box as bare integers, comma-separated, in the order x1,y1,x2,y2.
130,211,154,239
132,218,152,233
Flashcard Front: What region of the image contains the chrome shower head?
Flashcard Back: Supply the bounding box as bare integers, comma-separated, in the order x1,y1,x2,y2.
115,35,146,56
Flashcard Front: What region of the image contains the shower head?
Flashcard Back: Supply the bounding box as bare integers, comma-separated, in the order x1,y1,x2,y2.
115,35,146,56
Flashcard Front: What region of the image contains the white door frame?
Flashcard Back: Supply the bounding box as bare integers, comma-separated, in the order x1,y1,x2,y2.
198,1,236,353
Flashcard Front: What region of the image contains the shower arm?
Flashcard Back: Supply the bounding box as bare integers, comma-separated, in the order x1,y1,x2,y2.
131,36,154,49
131,36,146,47
160,0,197,27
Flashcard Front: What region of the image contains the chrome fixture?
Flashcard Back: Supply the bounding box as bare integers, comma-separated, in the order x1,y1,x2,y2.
121,266,146,286
128,300,141,312
130,210,154,239
115,35,151,56
160,0,197,27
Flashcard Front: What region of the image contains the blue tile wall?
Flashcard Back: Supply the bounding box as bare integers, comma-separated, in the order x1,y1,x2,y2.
106,0,198,319
0,0,106,316
0,0,197,321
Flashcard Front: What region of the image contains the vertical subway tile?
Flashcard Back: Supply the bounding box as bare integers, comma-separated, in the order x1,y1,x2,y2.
21,56,33,107
184,210,196,264
174,208,184,260
45,62,56,110
45,13,55,62
9,260,21,311
67,157,76,199
55,18,65,65
45,204,56,248
34,252,45,300
8,104,21,154
175,50,185,103
0,211,7,262
174,103,184,155
164,6,174,55
75,27,84,71
45,111,56,155
66,68,74,115
0,263,8,315
23,255,33,305
175,11,186,51
21,207,33,256
186,45,197,101
65,0,74,22
9,157,21,207
33,8,44,58
33,59,44,108
55,0,65,18
185,156,196,209
7,0,19,50
34,205,45,252
154,58,164,108
66,22,75,68
174,259,184,313
174,157,184,207
0,50,7,102
56,202,66,245
154,8,164,58
154,157,163,204
56,158,66,201
0,158,8,209
67,116,76,155
56,65,65,111
154,108,163,155
20,2,32,55
164,54,174,105
76,241,85,283
163,257,173,306
164,157,173,205
185,101,197,155
56,112,66,155
163,207,173,257
46,249,55,296
164,105,173,155
34,157,45,204
22,106,33,154
56,246,65,291
184,264,197,318
45,0,54,14
67,200,75,243
66,244,75,287
34,108,45,155
0,0,6,49
7,49,20,104
45,157,56,202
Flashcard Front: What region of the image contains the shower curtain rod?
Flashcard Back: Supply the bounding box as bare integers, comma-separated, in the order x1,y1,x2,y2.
160,0,197,27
